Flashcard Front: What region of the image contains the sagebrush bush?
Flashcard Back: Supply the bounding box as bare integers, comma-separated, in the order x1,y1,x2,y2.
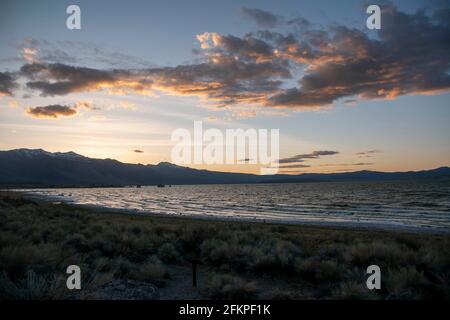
253,239,301,273
385,267,430,299
332,281,379,300
295,258,342,283
201,239,242,267
157,243,181,264
267,288,299,300
0,270,68,300
131,257,168,287
343,241,414,267
0,244,59,278
205,274,258,300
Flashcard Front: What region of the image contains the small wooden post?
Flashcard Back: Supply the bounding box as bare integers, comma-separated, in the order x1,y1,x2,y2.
192,261,197,287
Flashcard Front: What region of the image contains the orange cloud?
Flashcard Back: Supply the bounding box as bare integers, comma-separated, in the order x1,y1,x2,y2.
25,101,99,119
26,104,77,119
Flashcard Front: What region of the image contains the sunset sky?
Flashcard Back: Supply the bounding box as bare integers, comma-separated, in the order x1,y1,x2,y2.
0,0,449,174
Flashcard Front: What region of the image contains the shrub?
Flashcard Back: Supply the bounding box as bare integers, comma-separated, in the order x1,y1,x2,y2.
267,288,299,300
252,240,301,274
64,233,89,251
343,241,413,267
131,257,168,287
87,235,115,256
0,270,68,300
205,274,258,300
179,226,215,253
295,258,342,283
157,243,181,264
0,244,57,278
270,226,289,233
200,239,252,272
332,281,379,300
201,239,237,265
385,267,430,299
129,225,142,236
110,256,134,277
92,257,113,273
90,223,104,234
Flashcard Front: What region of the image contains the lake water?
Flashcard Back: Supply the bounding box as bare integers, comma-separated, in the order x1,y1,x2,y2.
20,180,450,233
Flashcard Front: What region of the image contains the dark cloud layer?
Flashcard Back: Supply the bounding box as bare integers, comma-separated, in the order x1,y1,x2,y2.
20,63,137,96
266,6,450,107
4,5,450,110
0,72,17,96
19,58,290,106
25,101,96,119
240,7,279,28
26,104,77,118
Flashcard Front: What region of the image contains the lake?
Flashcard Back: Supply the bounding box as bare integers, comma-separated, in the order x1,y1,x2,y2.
19,180,450,233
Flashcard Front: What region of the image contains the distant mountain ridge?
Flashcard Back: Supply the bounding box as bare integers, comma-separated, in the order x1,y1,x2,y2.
0,148,449,188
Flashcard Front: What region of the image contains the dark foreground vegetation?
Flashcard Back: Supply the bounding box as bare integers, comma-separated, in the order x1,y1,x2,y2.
0,191,449,300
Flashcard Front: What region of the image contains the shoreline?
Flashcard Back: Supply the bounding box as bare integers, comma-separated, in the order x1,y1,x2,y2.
19,190,450,236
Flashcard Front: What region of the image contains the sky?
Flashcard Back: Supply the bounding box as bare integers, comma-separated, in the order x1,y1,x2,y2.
0,0,449,175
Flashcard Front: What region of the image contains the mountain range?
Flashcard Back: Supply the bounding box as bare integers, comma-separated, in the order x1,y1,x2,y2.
0,148,449,188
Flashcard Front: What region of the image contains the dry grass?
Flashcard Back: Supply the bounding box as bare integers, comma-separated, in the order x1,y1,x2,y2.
0,191,449,300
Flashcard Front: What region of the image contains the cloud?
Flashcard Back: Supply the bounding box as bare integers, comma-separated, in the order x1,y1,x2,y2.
266,5,450,107
75,101,99,110
133,149,144,153
22,47,38,63
0,72,17,96
5,5,450,111
356,149,383,155
356,150,383,158
17,38,154,68
26,104,77,119
343,99,358,106
197,32,275,62
287,17,312,29
19,58,289,105
20,63,146,96
25,101,97,119
319,162,374,167
279,150,339,164
276,161,372,173
240,7,279,28
277,163,311,169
